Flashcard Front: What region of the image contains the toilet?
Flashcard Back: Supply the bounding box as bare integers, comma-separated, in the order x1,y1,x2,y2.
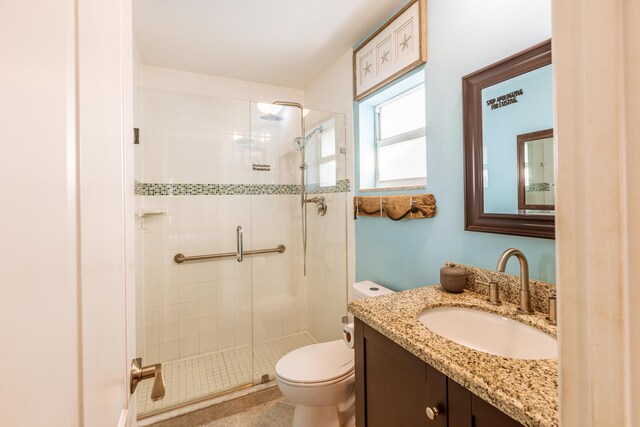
275,281,394,427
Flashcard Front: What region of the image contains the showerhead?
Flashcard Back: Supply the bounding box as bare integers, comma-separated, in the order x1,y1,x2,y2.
257,103,284,121
305,126,323,143
259,113,284,121
293,126,323,151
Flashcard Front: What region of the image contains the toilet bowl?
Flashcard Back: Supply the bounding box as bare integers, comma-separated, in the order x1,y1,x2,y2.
276,340,354,427
275,281,394,427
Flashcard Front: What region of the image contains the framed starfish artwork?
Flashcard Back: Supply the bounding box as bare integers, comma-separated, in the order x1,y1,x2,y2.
353,0,427,101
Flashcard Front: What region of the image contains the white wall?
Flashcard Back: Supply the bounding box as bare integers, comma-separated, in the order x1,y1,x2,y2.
304,50,354,340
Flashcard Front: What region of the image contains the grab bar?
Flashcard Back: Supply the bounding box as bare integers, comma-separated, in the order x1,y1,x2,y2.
174,244,286,264
236,225,243,262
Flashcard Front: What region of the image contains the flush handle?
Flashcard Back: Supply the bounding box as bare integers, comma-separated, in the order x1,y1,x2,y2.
426,405,440,421
130,358,165,401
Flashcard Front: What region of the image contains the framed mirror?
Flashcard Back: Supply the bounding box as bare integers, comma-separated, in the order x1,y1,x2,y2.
463,40,554,239
517,128,554,211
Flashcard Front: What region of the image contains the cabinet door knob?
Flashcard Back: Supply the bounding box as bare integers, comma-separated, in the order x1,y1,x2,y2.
425,406,439,420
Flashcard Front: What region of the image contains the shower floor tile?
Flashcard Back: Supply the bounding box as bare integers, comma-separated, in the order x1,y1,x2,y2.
137,331,317,417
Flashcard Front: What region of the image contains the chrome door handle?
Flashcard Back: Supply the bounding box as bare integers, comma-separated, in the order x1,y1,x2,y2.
236,225,243,262
130,358,165,401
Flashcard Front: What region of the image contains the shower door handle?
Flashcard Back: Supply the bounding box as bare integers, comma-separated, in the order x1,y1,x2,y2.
236,226,243,262
130,358,165,401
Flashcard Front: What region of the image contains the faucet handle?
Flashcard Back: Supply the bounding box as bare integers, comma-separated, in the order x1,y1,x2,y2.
487,281,502,305
546,296,557,325
475,279,490,288
476,280,501,305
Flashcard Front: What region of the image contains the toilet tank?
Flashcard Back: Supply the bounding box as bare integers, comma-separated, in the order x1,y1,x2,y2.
352,280,394,300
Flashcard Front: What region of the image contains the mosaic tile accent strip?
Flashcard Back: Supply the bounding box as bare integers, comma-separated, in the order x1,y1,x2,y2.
135,182,299,196
134,180,351,196
217,184,301,195
526,183,551,192
305,179,350,194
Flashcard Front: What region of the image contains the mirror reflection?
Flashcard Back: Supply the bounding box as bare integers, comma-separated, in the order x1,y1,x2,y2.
480,63,554,215
518,129,554,212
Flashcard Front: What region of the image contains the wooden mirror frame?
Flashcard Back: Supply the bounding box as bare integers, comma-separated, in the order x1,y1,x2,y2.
462,39,554,239
517,128,555,211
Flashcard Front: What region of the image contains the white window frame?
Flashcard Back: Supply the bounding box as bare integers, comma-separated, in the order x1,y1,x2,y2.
374,85,426,187
318,124,336,187
309,118,337,187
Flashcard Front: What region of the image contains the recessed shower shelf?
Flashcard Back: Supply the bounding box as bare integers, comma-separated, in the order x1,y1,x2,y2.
136,207,167,218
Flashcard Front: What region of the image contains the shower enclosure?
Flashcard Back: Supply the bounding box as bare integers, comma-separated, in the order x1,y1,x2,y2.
133,84,348,417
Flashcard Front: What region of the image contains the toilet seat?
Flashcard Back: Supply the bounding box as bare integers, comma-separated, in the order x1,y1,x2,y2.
277,368,354,387
276,371,354,388
275,340,354,385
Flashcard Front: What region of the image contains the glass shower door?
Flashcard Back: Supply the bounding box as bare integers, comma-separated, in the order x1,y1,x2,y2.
301,109,348,344
248,102,348,385
247,101,309,384
134,90,256,417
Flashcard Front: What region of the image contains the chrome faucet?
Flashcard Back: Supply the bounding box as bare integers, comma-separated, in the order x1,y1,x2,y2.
496,248,533,314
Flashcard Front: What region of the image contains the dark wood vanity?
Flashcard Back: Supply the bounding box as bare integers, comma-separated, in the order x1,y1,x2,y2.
354,318,524,427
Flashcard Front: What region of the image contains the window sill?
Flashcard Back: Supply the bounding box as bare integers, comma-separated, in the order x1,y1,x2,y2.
359,184,426,193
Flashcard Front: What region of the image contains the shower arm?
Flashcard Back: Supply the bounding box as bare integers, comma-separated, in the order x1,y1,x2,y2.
273,101,308,275
271,102,329,273
273,101,306,206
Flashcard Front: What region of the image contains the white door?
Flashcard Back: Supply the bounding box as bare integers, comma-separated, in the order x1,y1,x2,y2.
78,0,137,426
0,1,137,427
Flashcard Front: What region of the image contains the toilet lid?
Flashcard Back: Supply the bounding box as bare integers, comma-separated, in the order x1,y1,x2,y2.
275,340,354,384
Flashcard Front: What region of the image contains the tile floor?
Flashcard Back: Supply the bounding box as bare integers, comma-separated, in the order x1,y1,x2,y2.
138,331,316,416
203,398,295,427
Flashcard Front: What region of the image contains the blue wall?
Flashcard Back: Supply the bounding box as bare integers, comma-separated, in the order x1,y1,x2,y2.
354,0,555,290
482,65,554,213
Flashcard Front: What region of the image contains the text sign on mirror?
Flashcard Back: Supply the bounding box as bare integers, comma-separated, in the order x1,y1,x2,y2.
485,89,525,110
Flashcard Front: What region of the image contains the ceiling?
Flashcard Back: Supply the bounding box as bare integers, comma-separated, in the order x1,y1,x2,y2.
133,0,403,89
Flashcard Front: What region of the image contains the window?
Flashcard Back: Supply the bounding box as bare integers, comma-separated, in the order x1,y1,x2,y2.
318,124,336,187
374,84,426,187
305,118,337,188
357,69,426,190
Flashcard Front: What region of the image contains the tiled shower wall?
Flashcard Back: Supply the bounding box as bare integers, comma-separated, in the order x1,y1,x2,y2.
139,194,305,364
134,65,307,365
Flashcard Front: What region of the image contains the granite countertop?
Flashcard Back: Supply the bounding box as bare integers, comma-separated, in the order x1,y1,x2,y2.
348,285,558,427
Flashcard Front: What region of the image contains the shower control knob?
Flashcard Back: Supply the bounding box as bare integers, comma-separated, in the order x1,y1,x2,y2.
425,406,439,421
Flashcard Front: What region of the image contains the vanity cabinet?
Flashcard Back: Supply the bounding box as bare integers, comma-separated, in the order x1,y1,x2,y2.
354,319,524,427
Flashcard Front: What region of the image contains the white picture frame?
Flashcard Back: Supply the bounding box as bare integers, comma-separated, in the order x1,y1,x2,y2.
353,0,427,101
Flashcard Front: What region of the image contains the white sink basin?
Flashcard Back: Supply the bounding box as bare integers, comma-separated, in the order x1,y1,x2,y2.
418,306,557,360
